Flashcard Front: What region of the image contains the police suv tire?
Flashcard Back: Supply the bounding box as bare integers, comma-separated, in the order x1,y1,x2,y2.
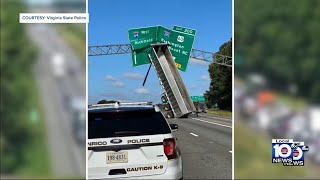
167,111,174,118
164,104,172,111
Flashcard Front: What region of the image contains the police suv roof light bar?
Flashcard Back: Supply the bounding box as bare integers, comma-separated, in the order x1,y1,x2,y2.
88,101,153,109
119,102,153,106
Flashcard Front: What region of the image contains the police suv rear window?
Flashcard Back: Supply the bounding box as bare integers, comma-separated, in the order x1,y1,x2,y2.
88,109,171,139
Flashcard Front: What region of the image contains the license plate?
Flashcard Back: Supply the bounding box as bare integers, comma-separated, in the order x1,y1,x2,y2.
106,151,128,164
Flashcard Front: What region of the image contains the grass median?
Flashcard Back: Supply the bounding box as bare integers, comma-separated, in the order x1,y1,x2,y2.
1,0,51,177
234,120,314,179
57,24,86,62
276,93,307,110
207,109,232,118
14,72,51,177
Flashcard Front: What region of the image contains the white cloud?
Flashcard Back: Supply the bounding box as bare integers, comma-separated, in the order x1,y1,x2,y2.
151,92,161,97
123,72,144,79
200,75,210,81
134,87,149,94
105,75,117,81
189,85,198,89
100,92,128,100
112,81,125,87
189,58,209,65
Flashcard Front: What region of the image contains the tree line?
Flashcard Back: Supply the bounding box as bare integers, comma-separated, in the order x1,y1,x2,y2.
1,0,38,173
205,39,232,111
235,0,320,102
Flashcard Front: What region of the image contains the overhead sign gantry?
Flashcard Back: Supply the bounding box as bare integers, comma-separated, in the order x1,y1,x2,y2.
88,25,232,117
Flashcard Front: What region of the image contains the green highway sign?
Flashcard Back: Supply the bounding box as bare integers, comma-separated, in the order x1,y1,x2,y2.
30,108,39,124
199,96,205,101
131,47,152,67
190,96,205,102
128,25,196,71
173,25,197,36
128,26,157,51
158,26,195,71
190,96,196,101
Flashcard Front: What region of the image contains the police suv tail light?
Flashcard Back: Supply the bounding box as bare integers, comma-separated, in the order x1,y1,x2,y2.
163,138,177,159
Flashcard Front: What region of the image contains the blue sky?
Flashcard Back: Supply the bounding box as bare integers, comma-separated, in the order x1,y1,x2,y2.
88,0,232,104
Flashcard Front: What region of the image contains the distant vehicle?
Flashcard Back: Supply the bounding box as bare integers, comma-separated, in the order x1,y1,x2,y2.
240,96,256,119
302,106,320,164
285,112,309,140
268,112,295,138
71,97,86,144
246,73,267,95
309,137,320,164
88,102,183,179
238,74,275,120
307,106,320,134
51,53,65,77
194,101,208,113
234,83,246,106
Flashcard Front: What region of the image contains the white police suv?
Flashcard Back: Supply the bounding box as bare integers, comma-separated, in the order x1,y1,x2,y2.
88,102,183,179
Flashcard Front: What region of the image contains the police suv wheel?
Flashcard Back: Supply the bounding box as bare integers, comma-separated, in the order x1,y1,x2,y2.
167,112,174,118
164,104,172,111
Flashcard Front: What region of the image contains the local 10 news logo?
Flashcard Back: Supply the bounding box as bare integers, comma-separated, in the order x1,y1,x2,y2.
272,139,309,166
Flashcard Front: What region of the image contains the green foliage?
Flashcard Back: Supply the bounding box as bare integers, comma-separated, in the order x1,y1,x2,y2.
235,0,320,102
52,0,86,12
0,0,41,173
97,100,117,104
235,121,313,178
205,39,232,110
57,24,86,62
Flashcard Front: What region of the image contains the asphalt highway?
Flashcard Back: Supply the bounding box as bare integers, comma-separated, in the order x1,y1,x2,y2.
28,24,86,178
168,113,232,179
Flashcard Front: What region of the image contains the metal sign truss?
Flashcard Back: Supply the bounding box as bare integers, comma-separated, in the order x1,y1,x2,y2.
88,44,232,67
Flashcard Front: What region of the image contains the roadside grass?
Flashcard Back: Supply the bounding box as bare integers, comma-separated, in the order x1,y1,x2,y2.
207,109,232,118
275,93,307,110
14,72,51,177
57,24,86,62
234,121,314,179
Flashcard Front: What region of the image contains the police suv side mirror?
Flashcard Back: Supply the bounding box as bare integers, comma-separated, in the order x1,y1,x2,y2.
170,124,178,132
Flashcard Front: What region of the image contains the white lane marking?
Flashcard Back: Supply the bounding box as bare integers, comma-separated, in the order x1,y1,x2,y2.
192,118,232,128
229,151,232,153
190,133,199,137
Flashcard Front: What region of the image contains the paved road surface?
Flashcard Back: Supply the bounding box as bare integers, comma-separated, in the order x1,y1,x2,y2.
168,114,232,179
28,24,86,178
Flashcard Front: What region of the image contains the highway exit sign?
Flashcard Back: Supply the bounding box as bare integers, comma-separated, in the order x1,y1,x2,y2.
128,25,196,71
157,26,195,71
128,26,157,51
173,25,197,36
190,96,205,102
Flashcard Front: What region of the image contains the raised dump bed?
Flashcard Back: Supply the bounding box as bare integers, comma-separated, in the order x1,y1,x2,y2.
148,44,196,118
